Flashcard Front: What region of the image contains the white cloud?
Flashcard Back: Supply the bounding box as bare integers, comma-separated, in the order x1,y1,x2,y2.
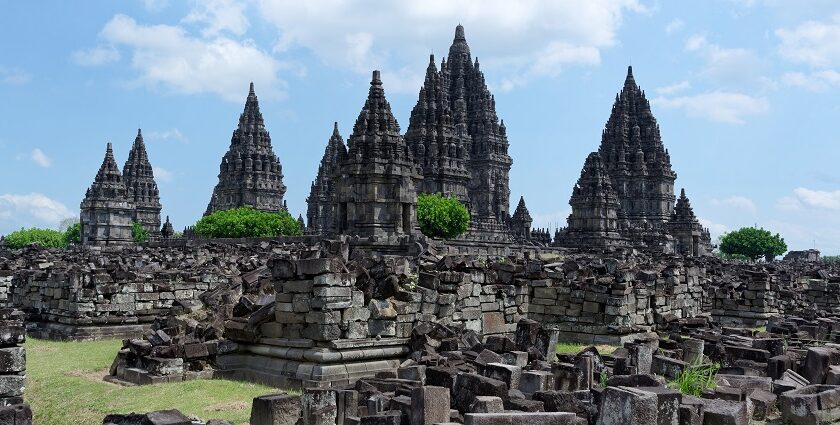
153,166,173,182
654,81,690,95
0,193,74,231
146,128,187,143
183,0,249,37
775,196,802,211
685,34,762,84
697,217,728,239
781,70,840,92
652,91,768,124
0,66,31,85
30,148,52,168
665,19,684,35
90,14,287,102
710,196,757,213
776,15,840,68
792,187,840,210
73,46,121,66
258,0,645,92
143,0,169,11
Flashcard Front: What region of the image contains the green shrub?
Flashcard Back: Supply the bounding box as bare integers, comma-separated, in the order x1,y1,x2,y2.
416,193,470,239
719,227,787,261
669,363,720,396
132,222,149,243
63,223,81,245
193,207,302,239
3,228,67,249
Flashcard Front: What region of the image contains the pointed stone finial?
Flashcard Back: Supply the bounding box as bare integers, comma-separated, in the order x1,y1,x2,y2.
249,81,255,95
333,121,340,136
429,53,435,64
137,128,142,137
455,24,465,41
371,70,381,85
106,142,114,156
680,188,686,198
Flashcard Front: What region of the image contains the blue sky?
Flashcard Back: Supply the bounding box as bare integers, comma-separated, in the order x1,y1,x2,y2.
2,0,840,253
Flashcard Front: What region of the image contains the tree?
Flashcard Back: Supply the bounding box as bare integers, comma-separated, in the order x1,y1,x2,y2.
3,228,67,249
64,223,81,245
719,227,787,261
132,222,150,243
416,193,470,239
193,207,302,239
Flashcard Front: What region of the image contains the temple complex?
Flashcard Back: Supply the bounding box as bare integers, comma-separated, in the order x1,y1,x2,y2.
79,143,135,245
308,25,515,243
205,83,287,215
555,66,711,254
122,129,162,235
333,70,422,243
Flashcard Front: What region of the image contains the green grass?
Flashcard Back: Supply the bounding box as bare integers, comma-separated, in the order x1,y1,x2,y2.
668,363,720,396
556,342,618,355
25,338,277,424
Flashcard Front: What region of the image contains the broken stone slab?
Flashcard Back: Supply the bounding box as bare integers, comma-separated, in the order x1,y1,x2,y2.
596,386,658,425
470,396,504,413
302,388,338,425
773,370,810,395
483,363,522,390
453,373,508,413
652,356,686,380
802,347,840,384
699,399,748,425
746,389,775,421
714,374,772,394
103,409,192,425
605,374,666,388
0,347,25,373
464,412,581,425
410,386,449,425
637,386,681,425
519,371,554,395
250,393,302,425
0,403,31,425
779,384,840,425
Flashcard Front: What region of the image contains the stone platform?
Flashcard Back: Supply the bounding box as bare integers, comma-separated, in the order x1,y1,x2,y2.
216,337,409,388
26,322,151,341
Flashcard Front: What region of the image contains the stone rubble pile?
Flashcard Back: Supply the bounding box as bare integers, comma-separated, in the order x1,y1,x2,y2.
108,265,275,385
0,309,32,425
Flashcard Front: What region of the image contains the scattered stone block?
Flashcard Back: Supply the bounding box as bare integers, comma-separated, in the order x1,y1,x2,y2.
250,393,302,425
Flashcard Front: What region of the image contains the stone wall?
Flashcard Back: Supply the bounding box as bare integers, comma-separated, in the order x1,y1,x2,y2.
527,255,705,343
0,241,317,340
218,253,529,388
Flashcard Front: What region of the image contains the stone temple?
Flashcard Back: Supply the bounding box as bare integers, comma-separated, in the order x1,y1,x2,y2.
80,143,136,245
554,66,712,255
122,129,162,235
307,25,514,244
205,82,287,215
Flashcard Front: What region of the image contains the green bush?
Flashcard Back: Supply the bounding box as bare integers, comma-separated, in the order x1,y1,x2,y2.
131,222,150,243
3,228,67,249
64,223,81,245
416,193,470,239
719,227,787,261
823,255,840,264
193,207,302,239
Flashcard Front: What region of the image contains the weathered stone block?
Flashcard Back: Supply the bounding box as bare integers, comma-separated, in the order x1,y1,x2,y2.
250,393,302,425
410,386,449,425
596,386,657,425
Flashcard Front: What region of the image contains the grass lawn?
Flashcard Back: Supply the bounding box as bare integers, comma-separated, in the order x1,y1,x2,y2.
556,342,619,355
25,338,276,424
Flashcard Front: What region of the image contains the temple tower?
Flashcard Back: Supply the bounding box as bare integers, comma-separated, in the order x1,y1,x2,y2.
80,143,135,245
560,152,624,247
405,54,471,205
668,189,712,256
206,83,287,215
334,71,422,240
122,129,162,234
306,122,347,235
509,196,533,242
598,66,676,228
444,25,513,238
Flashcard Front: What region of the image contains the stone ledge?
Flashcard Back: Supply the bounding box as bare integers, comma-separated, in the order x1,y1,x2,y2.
26,322,151,341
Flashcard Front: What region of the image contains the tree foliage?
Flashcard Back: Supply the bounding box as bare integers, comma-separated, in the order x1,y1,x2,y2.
63,223,81,245
193,207,302,239
3,228,67,249
719,227,787,261
416,193,470,239
132,222,150,243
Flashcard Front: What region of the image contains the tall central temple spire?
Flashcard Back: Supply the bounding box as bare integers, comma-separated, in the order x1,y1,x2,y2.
206,82,287,215
80,143,135,245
